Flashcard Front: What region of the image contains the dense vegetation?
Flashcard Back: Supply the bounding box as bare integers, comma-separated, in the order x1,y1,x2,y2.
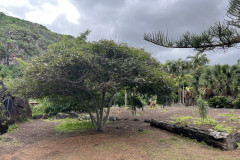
163,55,240,108
0,12,73,66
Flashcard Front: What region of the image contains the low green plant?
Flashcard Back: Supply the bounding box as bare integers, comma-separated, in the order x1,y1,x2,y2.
7,123,18,133
233,97,240,109
237,142,240,149
193,117,218,126
55,119,94,133
170,137,178,141
197,97,208,120
229,117,240,121
170,116,192,125
138,130,153,135
219,113,235,117
214,124,236,134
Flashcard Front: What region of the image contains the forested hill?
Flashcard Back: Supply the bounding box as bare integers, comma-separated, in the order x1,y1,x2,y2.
0,12,73,65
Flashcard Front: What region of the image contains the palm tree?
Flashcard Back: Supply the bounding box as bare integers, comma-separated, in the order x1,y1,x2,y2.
165,58,192,104
198,64,240,99
187,52,210,70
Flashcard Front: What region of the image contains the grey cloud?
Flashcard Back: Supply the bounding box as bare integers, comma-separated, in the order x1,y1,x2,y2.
0,0,238,64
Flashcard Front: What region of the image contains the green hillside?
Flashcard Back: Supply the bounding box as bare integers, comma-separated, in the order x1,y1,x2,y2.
0,12,73,65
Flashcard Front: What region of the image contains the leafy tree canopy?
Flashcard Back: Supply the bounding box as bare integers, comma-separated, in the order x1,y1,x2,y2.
14,31,174,132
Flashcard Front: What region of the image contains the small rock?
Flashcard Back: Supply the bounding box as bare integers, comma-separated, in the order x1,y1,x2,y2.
124,118,128,120
82,115,91,120
69,111,78,118
116,126,122,129
42,114,48,119
133,118,139,121
138,129,144,132
56,113,67,119
116,117,121,121
33,114,43,119
78,117,83,121
144,119,151,123
109,116,117,121
2,137,12,142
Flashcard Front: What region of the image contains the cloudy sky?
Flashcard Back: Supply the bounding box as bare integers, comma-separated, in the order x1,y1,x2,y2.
0,0,239,65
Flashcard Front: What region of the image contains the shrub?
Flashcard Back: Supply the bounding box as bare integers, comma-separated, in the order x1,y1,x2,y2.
197,97,208,120
40,95,89,115
113,90,131,107
130,95,143,115
7,123,18,133
233,97,240,109
208,96,233,108
0,104,13,134
31,101,47,116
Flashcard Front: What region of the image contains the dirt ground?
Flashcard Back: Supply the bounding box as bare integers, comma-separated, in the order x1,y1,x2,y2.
1,106,240,160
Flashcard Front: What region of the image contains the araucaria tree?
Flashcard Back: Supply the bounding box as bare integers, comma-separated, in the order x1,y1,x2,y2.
15,32,173,132
144,0,240,52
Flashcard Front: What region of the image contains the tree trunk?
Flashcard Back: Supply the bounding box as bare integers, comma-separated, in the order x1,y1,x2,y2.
125,91,127,106
178,89,182,104
102,94,115,130
182,85,185,104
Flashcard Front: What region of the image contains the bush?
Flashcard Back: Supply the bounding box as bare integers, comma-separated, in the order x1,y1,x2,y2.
130,95,143,116
197,97,208,120
113,90,131,107
208,96,233,108
0,105,14,134
233,98,240,109
31,101,47,116
38,95,89,115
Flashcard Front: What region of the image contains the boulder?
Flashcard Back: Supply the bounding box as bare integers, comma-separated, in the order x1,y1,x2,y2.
69,111,78,118
56,113,67,119
11,97,32,120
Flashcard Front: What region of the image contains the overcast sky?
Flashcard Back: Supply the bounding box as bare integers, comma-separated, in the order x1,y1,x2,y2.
0,0,239,65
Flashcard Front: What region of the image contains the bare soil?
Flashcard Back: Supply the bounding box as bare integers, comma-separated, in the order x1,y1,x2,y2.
0,106,240,160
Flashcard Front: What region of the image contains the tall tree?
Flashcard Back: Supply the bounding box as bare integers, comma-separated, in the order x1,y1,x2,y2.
165,58,191,104
187,52,210,70
197,64,240,98
14,32,173,132
144,0,240,52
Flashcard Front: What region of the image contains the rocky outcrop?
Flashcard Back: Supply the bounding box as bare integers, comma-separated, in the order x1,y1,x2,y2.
11,97,32,120
150,119,238,150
